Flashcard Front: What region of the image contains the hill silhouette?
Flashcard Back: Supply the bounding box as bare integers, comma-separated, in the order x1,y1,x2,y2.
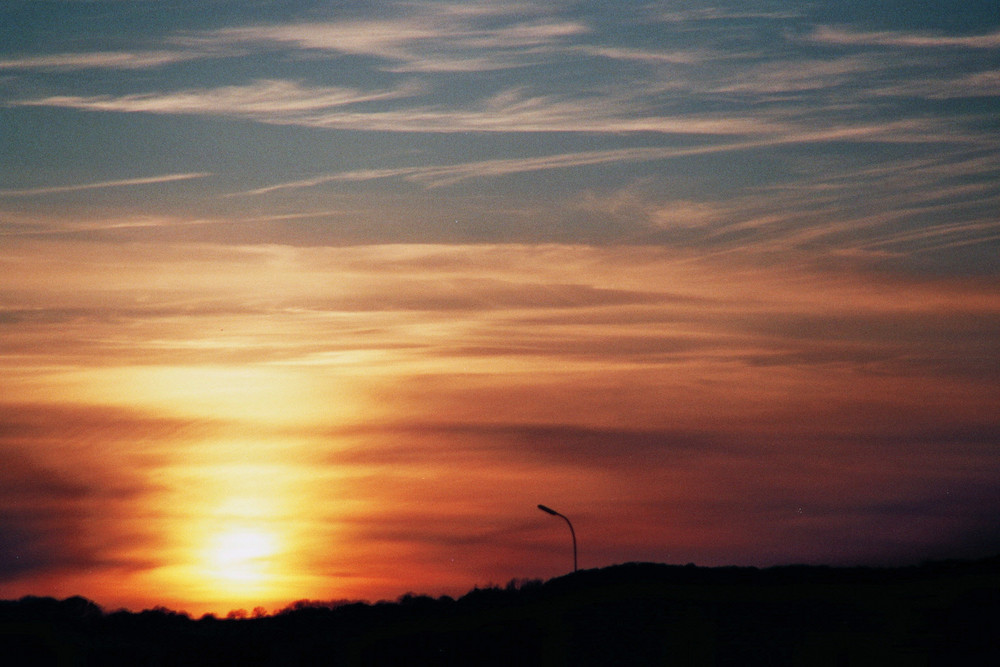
2,557,997,665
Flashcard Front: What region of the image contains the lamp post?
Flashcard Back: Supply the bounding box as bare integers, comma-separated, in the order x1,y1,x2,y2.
537,504,577,573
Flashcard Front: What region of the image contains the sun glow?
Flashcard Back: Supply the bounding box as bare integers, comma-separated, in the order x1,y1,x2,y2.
161,469,314,608
203,527,280,587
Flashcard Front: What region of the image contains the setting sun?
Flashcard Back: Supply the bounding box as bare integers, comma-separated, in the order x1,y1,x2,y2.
203,528,280,588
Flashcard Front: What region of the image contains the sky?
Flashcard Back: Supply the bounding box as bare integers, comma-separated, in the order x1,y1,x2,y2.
1,0,999,616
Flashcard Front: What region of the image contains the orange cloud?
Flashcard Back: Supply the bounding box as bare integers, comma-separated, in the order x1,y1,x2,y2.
2,240,998,613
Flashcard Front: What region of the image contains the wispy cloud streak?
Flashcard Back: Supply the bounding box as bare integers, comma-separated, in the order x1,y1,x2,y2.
0,173,212,197
200,10,590,72
14,80,422,119
0,50,206,71
237,119,962,194
810,26,1000,49
13,83,777,134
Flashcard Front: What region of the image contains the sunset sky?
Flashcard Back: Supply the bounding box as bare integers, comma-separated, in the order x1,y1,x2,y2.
2,0,999,616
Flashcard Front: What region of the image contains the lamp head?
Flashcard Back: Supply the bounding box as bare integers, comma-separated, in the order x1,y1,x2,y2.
537,504,559,515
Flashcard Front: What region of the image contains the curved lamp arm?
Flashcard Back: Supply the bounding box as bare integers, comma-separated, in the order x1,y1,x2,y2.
538,504,577,572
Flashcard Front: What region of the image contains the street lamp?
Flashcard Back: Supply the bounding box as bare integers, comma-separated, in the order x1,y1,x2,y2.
537,504,577,573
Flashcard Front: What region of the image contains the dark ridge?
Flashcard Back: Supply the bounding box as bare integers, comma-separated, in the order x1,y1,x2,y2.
2,557,998,666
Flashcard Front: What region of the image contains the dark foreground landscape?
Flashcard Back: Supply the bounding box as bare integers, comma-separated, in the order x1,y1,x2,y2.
3,558,998,666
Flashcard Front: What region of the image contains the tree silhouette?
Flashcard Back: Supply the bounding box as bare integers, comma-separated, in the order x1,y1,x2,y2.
0,557,997,666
